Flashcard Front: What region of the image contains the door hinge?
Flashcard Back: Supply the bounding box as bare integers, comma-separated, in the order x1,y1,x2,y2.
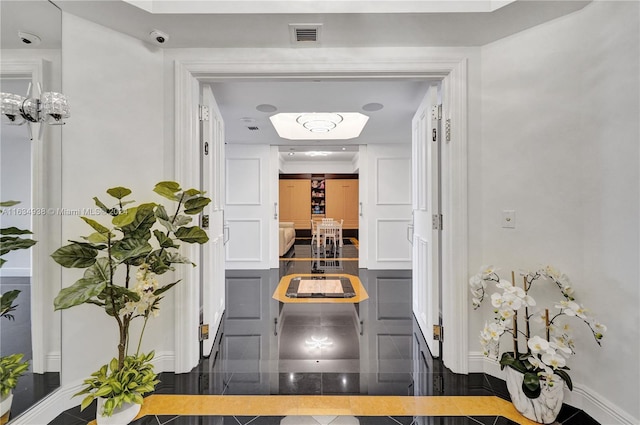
199,323,210,341
431,104,442,120
432,214,443,230
201,214,210,229
199,105,210,121
445,118,451,142
433,324,443,341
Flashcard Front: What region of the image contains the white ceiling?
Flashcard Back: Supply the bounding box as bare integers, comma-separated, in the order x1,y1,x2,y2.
208,79,433,149
0,1,591,163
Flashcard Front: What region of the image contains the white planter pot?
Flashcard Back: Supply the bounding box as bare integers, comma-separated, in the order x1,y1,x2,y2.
96,397,141,425
505,367,564,424
0,391,13,419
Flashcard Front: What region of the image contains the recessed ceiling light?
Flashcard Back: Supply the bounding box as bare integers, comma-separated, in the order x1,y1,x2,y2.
342,147,346,151
270,112,369,140
362,102,384,112
256,104,277,113
288,152,295,156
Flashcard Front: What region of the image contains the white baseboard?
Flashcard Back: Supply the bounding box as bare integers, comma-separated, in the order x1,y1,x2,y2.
45,351,61,372
153,350,175,372
0,268,30,277
468,352,638,425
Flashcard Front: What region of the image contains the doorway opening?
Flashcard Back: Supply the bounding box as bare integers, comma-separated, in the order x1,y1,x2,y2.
175,60,469,376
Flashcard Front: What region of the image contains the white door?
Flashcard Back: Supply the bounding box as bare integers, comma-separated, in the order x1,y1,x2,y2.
362,144,413,270
224,144,272,269
200,84,226,357
411,84,442,358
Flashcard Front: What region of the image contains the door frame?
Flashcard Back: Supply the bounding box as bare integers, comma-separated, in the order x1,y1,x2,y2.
173,57,469,374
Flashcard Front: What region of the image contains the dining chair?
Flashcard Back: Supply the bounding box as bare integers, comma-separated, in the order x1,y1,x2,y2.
310,219,318,246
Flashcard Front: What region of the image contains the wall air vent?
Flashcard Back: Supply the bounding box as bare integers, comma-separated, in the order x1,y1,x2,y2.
247,126,259,131
289,24,322,46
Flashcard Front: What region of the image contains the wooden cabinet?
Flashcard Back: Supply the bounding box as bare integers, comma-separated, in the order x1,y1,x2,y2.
279,179,311,229
325,179,359,229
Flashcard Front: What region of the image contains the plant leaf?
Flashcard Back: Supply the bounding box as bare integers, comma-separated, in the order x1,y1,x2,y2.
555,369,573,391
83,258,112,284
120,203,157,240
155,205,169,221
111,238,152,263
54,277,108,310
1,227,33,235
0,200,20,207
0,289,21,318
51,243,98,268
106,187,132,200
522,372,542,399
84,232,110,244
173,215,192,227
81,217,110,234
153,280,181,296
183,196,211,215
112,207,138,228
0,236,37,257
80,395,95,411
174,226,209,244
165,252,195,266
183,188,203,198
153,230,177,249
153,181,181,201
157,218,177,233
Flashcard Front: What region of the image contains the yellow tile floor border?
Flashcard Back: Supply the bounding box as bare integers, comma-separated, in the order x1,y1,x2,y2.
273,273,369,303
88,395,539,424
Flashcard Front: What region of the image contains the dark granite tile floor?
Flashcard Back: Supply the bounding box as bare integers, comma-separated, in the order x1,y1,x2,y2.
47,239,599,425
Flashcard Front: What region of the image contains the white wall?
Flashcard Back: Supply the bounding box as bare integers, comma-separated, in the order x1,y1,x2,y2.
478,1,639,423
61,13,166,384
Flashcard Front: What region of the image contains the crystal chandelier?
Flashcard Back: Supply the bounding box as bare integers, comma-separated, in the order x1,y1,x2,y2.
1,83,70,140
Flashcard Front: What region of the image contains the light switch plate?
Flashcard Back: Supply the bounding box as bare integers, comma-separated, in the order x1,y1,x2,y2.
502,210,515,228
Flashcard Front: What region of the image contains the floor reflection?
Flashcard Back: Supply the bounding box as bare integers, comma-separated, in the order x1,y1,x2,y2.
48,238,599,424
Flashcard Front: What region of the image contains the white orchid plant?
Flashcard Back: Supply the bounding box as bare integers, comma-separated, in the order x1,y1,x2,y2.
469,265,606,399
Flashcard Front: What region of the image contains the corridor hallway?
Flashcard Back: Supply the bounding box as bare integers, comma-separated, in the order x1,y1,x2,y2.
50,238,597,425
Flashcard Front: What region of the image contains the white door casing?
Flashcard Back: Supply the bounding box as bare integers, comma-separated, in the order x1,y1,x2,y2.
174,57,468,374
412,84,441,358
200,84,226,357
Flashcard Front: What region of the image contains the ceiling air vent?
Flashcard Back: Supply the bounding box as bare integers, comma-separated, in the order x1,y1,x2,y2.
247,126,259,131
289,24,322,45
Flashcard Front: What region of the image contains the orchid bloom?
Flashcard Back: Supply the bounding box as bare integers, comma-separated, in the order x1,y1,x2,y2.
528,335,550,354
541,351,567,369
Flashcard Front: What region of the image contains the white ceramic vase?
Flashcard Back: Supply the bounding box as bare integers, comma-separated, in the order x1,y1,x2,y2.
505,367,564,424
96,397,141,425
0,391,13,418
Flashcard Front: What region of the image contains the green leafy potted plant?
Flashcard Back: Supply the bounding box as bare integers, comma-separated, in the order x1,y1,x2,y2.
0,200,36,419
469,265,606,424
74,352,160,423
51,182,210,422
